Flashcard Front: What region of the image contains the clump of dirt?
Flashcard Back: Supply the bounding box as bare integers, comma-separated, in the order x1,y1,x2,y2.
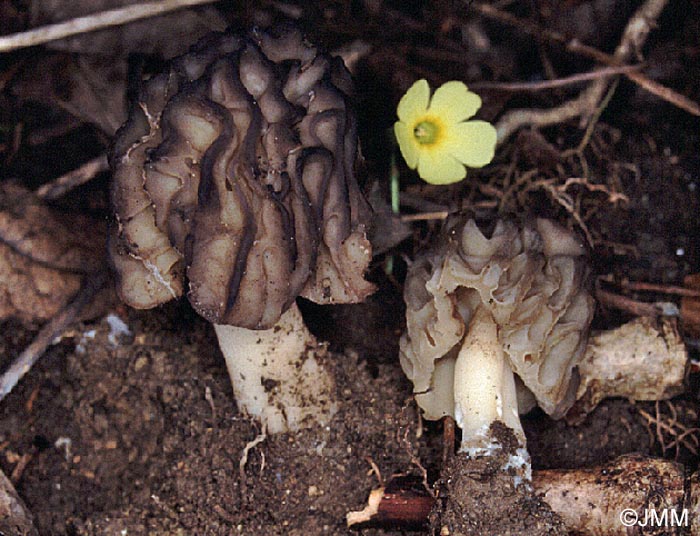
432,423,567,536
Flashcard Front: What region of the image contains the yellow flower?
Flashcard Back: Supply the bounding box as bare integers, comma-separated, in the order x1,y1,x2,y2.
394,79,497,185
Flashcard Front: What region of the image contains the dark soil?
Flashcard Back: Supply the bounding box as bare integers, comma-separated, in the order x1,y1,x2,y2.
1,304,425,535
433,424,567,536
0,296,691,535
0,1,698,535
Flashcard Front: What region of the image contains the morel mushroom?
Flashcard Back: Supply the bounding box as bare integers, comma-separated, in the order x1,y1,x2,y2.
110,26,374,434
400,217,594,477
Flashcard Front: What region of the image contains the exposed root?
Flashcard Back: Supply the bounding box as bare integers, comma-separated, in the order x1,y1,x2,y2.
497,164,629,247
239,430,267,500
476,0,699,133
638,401,700,460
397,401,434,497
364,456,384,487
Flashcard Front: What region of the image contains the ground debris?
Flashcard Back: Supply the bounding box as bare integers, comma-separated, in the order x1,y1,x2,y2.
0,183,104,325
0,466,38,536
568,316,688,424
432,424,567,536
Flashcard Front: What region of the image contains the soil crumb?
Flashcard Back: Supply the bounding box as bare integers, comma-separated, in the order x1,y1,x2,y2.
431,423,567,536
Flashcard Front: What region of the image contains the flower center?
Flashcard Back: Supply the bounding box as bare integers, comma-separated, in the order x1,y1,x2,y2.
413,120,440,145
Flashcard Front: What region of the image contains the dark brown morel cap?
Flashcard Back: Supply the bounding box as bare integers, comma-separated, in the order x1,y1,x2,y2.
110,26,375,329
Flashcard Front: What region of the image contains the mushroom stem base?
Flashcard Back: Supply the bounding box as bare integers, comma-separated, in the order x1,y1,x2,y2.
453,308,530,482
214,303,337,434
454,308,524,451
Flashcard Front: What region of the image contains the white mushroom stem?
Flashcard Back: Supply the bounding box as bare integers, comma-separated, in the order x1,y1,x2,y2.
454,307,526,458
214,302,337,434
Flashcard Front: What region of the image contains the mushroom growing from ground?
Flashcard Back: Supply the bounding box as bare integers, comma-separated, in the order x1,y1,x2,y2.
400,216,594,479
110,26,374,434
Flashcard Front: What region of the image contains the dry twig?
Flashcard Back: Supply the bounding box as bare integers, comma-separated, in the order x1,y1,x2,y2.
596,288,679,318
400,211,449,222
0,0,218,53
482,0,699,142
35,154,109,200
617,280,700,299
9,451,34,484
0,273,106,402
471,65,642,92
476,1,700,119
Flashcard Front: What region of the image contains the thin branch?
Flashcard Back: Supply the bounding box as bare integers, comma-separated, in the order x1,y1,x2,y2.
400,211,450,222
596,288,678,317
0,0,218,53
494,75,612,143
624,71,700,116
36,154,109,200
442,415,455,466
472,3,612,65
471,65,642,92
573,78,620,152
477,0,698,142
617,280,700,299
476,0,699,118
0,273,106,402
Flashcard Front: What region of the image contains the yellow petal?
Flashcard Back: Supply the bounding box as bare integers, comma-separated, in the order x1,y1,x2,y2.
428,81,482,125
397,79,430,124
442,120,497,167
394,121,419,169
417,149,466,185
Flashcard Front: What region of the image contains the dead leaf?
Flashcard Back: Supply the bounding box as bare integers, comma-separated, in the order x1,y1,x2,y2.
0,183,104,324
12,1,227,134
367,182,412,255
12,54,128,135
